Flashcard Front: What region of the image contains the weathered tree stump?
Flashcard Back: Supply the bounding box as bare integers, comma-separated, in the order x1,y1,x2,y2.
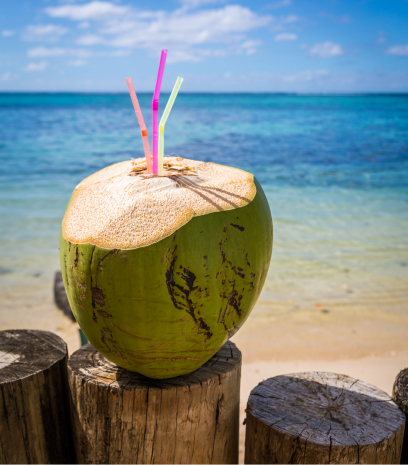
393,367,408,464
0,330,75,464
54,270,75,321
245,372,405,464
68,340,241,464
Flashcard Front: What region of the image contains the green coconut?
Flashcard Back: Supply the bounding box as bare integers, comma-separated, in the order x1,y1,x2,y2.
60,156,272,379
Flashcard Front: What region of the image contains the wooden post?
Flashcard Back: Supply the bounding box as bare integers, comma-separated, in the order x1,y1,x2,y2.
393,367,408,464
244,372,405,464
68,341,241,464
0,330,75,464
54,270,75,321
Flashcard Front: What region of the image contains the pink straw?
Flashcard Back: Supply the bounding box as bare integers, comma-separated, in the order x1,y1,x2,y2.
152,49,168,175
125,77,153,173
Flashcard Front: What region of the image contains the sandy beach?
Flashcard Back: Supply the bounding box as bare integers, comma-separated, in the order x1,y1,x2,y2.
1,270,407,463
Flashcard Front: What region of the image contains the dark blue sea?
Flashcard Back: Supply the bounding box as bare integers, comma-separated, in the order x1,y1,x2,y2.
1,93,407,328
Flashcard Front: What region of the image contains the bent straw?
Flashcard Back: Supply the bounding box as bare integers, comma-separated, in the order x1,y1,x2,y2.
158,76,183,176
152,49,168,175
125,77,153,173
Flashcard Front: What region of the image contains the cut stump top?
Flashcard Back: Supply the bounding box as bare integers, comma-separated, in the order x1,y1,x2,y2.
247,371,405,447
68,340,241,388
0,329,67,384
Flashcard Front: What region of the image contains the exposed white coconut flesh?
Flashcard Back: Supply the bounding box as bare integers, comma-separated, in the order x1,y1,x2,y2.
62,156,256,250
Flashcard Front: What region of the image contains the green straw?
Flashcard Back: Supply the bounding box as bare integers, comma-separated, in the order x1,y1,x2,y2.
158,76,183,175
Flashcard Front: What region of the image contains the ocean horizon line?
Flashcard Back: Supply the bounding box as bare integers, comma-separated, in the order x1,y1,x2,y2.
1,91,408,97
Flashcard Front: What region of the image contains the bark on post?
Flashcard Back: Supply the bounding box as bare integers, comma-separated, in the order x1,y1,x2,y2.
68,340,241,464
393,367,408,464
245,372,405,464
0,329,75,464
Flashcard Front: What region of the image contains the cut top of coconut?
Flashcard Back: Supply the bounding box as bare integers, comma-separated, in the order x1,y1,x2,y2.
62,156,256,250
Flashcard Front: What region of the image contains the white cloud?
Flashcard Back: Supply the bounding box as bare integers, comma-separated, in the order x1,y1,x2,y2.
22,24,68,42
165,49,204,63
165,46,248,63
68,60,86,66
24,60,48,72
283,14,299,23
44,1,272,63
385,45,408,56
45,1,129,20
275,33,297,41
28,47,86,57
308,41,343,58
27,46,130,58
178,0,223,8
105,49,131,56
239,40,262,55
266,14,299,33
94,6,270,46
77,34,104,46
2,30,15,37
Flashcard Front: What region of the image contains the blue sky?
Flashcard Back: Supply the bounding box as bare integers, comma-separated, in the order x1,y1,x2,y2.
1,0,408,92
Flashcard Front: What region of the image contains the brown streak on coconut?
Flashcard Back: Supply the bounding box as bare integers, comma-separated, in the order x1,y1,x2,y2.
230,223,245,231
74,246,79,266
97,309,111,317
227,290,243,318
92,286,105,308
166,256,213,341
245,253,251,267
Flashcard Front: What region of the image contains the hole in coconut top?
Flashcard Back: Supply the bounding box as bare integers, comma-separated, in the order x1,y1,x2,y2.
62,156,256,250
129,158,197,179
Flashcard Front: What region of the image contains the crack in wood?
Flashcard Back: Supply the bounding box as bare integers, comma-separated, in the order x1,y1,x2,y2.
245,372,406,464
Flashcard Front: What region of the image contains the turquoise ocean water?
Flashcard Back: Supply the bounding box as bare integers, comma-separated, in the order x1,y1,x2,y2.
1,93,407,321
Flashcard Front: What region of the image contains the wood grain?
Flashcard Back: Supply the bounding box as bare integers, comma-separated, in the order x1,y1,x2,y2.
393,367,408,464
245,371,405,464
68,340,241,464
0,329,75,464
